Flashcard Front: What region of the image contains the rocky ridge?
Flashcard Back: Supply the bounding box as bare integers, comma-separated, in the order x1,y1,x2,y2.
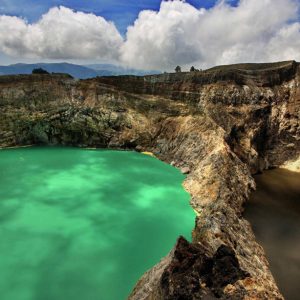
0,61,299,299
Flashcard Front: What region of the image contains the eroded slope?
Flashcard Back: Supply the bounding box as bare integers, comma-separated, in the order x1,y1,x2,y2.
1,61,300,299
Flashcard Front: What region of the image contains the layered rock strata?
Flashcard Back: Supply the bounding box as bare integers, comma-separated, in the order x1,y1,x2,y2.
1,61,299,299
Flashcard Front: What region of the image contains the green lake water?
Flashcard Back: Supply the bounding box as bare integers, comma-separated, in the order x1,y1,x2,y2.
0,147,194,300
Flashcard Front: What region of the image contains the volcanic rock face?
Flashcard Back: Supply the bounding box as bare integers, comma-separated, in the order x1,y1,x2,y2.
160,237,248,300
1,61,300,299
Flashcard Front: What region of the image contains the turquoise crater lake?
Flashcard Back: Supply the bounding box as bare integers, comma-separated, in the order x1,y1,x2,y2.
0,147,194,300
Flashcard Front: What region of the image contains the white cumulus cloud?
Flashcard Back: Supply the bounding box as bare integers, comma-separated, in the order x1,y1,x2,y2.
121,1,205,70
0,6,123,60
120,0,300,70
0,1,300,70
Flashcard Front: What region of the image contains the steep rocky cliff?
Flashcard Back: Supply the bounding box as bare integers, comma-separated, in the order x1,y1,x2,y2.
1,60,299,299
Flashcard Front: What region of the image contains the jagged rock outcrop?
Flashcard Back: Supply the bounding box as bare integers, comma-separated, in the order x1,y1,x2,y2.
1,61,299,299
131,236,249,300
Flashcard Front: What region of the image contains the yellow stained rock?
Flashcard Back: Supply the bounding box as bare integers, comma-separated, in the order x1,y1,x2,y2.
141,151,156,158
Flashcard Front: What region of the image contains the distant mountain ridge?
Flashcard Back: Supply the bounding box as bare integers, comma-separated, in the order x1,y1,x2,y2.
0,63,161,79
85,64,160,76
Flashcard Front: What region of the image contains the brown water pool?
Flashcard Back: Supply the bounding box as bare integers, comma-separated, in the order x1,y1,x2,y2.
244,168,300,300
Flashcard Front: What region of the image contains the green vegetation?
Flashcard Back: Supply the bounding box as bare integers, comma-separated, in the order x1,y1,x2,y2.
32,68,49,74
175,65,182,73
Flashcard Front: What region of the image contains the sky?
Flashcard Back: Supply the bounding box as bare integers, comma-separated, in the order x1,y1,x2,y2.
0,0,299,70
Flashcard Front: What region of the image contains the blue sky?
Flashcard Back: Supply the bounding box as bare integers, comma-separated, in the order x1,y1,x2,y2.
0,0,236,35
0,0,298,68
